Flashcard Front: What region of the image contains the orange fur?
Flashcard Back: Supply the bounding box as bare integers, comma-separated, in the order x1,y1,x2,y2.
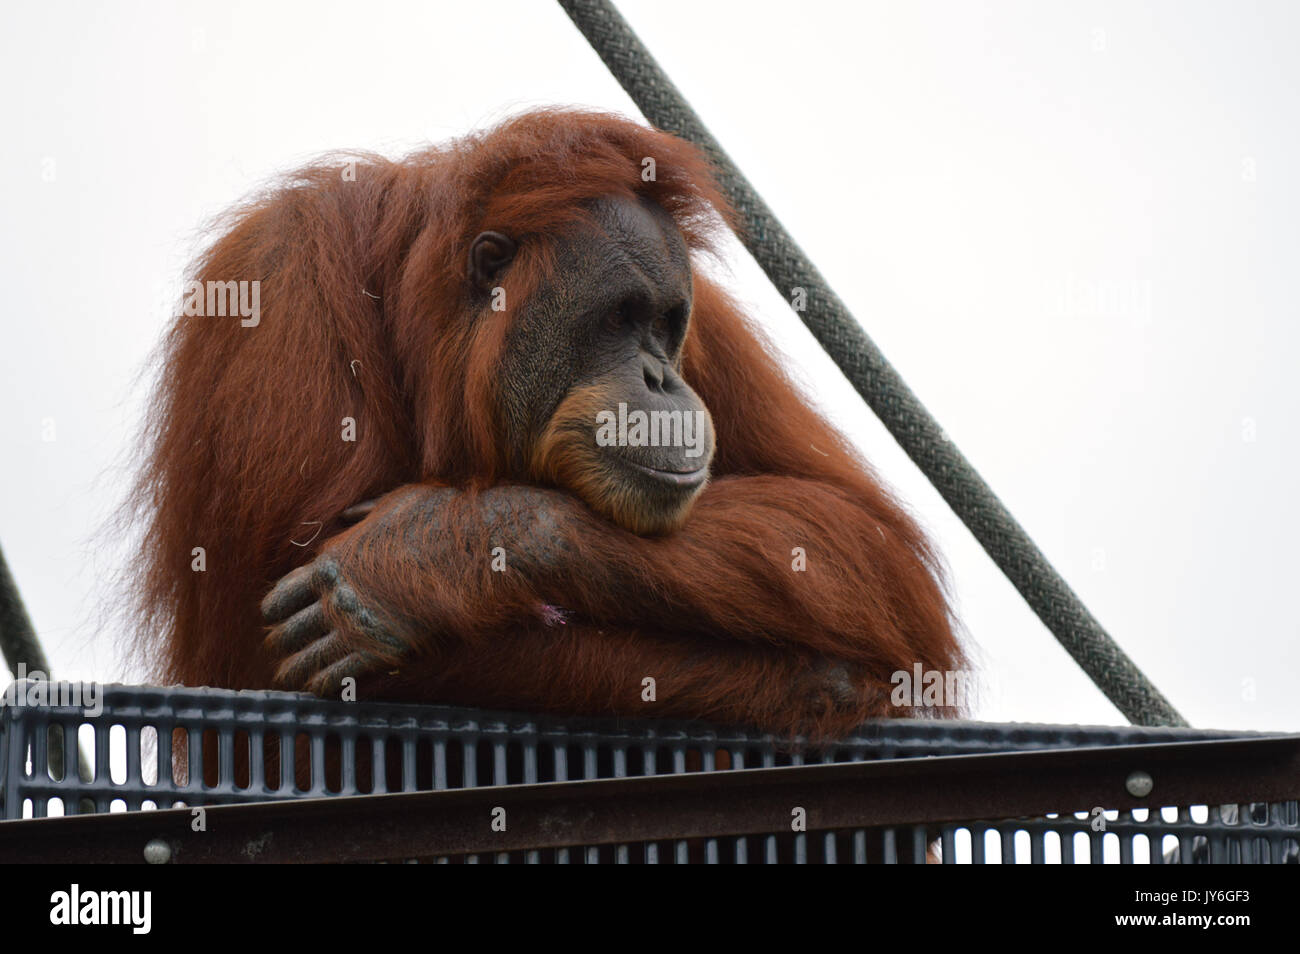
128,108,966,739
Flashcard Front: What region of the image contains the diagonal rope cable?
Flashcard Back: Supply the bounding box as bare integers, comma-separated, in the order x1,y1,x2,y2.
0,541,93,784
558,0,1185,726
0,543,52,682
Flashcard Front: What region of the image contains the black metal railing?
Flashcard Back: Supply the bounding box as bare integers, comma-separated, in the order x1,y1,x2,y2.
2,682,1297,863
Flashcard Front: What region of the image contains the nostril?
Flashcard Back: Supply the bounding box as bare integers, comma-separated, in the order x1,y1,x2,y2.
642,357,664,391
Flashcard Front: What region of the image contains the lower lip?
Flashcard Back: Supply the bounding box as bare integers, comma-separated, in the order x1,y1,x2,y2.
623,460,709,489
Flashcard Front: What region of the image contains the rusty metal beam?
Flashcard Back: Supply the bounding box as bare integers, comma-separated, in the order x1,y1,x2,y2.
2,735,1297,863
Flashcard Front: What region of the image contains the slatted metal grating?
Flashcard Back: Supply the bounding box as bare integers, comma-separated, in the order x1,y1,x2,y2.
2,681,1297,863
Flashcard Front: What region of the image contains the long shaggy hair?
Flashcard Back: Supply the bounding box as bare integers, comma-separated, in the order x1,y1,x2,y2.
126,107,963,734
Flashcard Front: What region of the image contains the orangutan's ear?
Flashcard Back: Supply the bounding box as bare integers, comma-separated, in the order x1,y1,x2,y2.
468,231,517,292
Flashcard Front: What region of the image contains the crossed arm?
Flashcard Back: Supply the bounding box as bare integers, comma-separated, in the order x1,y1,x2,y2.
262,480,958,735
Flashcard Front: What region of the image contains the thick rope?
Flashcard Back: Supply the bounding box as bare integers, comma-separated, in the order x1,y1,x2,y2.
558,0,1185,726
0,540,93,784
0,541,52,680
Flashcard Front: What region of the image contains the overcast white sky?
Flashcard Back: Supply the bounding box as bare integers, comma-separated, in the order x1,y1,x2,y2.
1,0,1296,732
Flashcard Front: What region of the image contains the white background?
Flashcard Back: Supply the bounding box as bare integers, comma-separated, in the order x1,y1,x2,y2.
1,0,1295,731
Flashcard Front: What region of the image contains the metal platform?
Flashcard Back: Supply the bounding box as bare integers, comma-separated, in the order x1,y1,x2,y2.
2,681,1297,863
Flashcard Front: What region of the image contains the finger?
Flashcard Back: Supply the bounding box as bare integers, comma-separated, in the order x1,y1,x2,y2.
273,632,350,689
306,651,386,697
260,559,339,622
264,601,329,654
327,583,404,650
261,564,317,622
340,499,379,524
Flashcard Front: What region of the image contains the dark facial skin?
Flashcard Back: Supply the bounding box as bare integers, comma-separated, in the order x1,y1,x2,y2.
470,194,716,533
